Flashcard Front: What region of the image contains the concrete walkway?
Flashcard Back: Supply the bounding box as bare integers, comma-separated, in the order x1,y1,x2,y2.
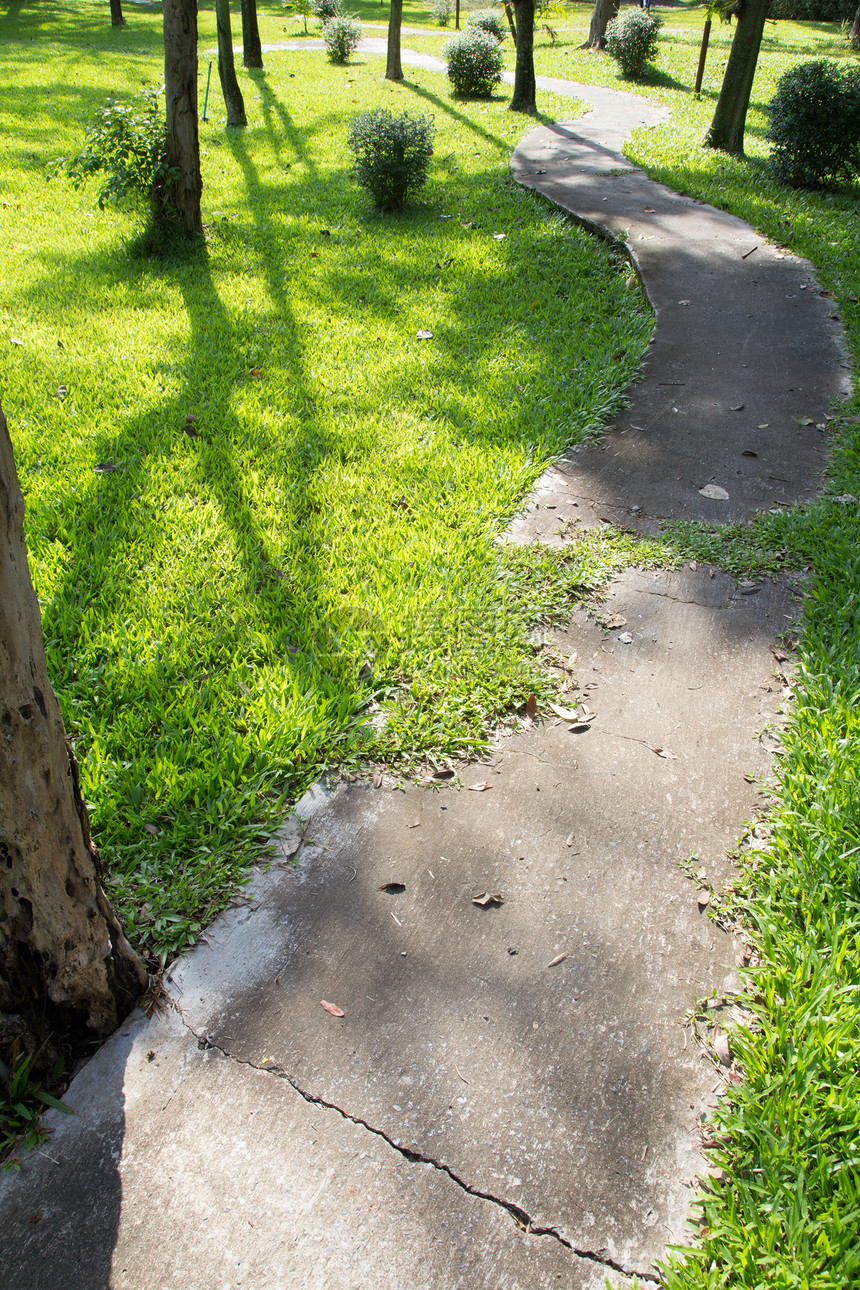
1,52,850,1290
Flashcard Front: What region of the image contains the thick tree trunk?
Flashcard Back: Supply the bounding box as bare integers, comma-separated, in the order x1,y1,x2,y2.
509,0,536,113
386,0,403,81
0,404,147,1051
215,0,248,127
704,0,770,154
109,0,125,26
241,0,263,68
162,0,203,234
581,0,618,50
850,1,860,48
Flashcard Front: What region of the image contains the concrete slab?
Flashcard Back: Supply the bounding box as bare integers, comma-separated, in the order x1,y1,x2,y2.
0,1008,618,1290
159,567,794,1277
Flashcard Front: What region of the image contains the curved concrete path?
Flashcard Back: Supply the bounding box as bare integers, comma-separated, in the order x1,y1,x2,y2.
1,51,850,1290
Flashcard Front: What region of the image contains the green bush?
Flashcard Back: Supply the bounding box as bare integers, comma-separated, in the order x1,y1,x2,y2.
432,0,454,24
443,27,504,97
466,8,507,40
766,59,860,189
313,0,342,18
323,12,361,63
347,108,435,210
605,9,662,79
48,90,176,212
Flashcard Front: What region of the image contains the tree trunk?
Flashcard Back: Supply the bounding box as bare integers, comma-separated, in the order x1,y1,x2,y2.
161,0,203,234
109,0,125,26
386,0,403,81
215,0,248,127
704,0,770,154
0,404,147,1052
241,0,263,69
509,0,536,113
581,0,618,50
850,1,860,48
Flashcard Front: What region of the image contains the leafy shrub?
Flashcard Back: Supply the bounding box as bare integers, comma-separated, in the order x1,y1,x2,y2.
48,90,176,212
323,13,361,63
443,27,504,97
766,59,860,189
466,8,507,40
348,108,435,210
605,10,662,79
432,0,454,24
313,0,341,18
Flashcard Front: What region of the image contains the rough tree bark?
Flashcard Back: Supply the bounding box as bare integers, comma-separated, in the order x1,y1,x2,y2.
0,404,147,1051
704,0,770,154
509,0,536,113
109,0,125,26
581,0,618,50
162,0,203,234
386,0,404,81
215,0,248,127
850,1,860,47
241,0,264,69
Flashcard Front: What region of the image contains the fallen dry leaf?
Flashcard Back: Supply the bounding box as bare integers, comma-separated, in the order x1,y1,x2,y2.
378,882,405,894
568,721,593,733
713,1031,731,1066
793,415,814,426
467,782,492,792
143,822,160,836
653,746,679,759
699,484,730,500
416,329,433,340
565,832,575,847
526,694,538,720
472,892,504,907
602,613,627,629
730,403,745,412
321,1000,345,1017
697,888,711,908
546,952,568,968
548,701,580,721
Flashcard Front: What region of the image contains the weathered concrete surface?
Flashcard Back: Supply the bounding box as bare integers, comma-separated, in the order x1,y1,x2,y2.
161,567,796,1276
510,98,850,534
0,1008,613,1290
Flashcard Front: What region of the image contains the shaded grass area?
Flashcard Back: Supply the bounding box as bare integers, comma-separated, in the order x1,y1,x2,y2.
0,1,658,966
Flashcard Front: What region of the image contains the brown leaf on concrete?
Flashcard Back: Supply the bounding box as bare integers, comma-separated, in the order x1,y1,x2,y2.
697,888,711,908
378,882,406,894
602,613,627,629
713,1031,731,1066
547,952,568,967
526,694,538,720
653,747,678,759
472,892,504,907
467,782,492,792
321,1000,345,1017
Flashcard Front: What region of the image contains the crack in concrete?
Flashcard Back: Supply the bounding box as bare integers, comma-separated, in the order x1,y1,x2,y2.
175,1007,659,1284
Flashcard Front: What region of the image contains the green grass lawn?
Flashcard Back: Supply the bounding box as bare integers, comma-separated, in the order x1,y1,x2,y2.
4,2,860,1282
1,0,660,967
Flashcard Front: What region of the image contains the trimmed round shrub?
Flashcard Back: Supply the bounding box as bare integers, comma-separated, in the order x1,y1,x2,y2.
323,13,361,63
443,27,504,97
466,9,507,40
766,59,860,189
347,108,435,210
432,0,454,24
313,0,342,18
605,10,662,80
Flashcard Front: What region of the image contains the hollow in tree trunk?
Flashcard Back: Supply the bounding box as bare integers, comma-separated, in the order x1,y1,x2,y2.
241,0,264,69
109,0,125,26
215,0,248,127
0,403,147,1054
850,1,860,48
386,0,403,81
509,0,536,113
161,0,203,234
581,0,618,50
704,0,770,154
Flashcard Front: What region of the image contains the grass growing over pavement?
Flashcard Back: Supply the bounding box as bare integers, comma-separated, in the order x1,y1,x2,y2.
0,1,657,966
